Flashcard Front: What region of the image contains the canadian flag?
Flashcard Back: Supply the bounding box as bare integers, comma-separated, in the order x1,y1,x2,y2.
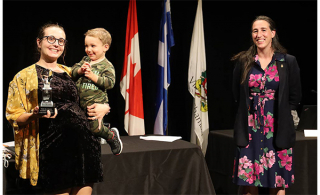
120,0,145,135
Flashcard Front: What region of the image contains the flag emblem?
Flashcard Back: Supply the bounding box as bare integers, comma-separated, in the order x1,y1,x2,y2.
195,71,208,112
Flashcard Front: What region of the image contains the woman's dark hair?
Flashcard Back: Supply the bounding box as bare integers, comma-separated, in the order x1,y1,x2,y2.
35,22,67,65
231,15,287,84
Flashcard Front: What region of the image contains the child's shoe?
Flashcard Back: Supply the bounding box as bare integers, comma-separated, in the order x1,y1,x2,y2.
107,128,123,155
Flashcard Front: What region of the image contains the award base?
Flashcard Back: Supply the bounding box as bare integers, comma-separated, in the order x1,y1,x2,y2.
39,104,56,116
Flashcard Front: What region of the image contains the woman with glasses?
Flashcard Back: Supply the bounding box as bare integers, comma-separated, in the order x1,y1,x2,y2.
6,23,108,195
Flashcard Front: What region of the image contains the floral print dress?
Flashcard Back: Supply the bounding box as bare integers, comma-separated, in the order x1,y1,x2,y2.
233,53,294,188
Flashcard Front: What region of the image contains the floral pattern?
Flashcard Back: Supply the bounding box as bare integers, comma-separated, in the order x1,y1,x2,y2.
233,53,294,188
6,64,71,186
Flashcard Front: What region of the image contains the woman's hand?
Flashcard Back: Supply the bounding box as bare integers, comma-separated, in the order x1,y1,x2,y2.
33,106,58,118
87,103,111,121
16,106,58,127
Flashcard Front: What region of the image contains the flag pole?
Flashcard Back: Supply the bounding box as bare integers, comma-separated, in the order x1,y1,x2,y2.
166,90,169,135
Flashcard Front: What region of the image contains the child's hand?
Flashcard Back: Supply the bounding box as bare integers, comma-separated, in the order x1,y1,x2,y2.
84,67,96,81
78,62,91,75
82,62,91,72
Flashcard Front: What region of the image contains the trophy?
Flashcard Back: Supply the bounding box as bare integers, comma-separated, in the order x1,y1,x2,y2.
39,69,55,116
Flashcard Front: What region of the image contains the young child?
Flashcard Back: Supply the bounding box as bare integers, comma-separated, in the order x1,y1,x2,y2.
71,28,122,155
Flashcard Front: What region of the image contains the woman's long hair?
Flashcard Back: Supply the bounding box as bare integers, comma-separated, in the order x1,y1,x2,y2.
231,15,287,84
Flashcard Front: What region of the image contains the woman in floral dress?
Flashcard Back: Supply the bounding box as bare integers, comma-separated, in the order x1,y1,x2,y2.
231,16,302,195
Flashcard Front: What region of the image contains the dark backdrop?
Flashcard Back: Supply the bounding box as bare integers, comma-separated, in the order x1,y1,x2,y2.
2,0,317,142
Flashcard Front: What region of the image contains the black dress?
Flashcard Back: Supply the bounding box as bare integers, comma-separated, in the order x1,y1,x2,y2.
36,65,103,192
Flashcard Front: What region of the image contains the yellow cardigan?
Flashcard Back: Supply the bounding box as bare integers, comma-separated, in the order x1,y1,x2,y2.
6,64,71,186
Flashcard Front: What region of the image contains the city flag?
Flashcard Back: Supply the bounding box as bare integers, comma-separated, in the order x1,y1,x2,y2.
120,0,145,135
188,0,209,155
154,0,175,135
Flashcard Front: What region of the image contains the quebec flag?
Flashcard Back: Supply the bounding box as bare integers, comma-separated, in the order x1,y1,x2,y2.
154,0,175,135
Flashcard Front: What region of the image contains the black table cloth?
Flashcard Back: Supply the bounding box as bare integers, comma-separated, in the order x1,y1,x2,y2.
94,135,215,195
4,135,215,195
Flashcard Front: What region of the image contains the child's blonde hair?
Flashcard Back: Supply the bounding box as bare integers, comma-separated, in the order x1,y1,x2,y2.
85,28,112,47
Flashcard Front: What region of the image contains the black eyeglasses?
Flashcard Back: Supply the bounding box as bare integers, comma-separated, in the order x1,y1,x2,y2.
42,35,67,46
